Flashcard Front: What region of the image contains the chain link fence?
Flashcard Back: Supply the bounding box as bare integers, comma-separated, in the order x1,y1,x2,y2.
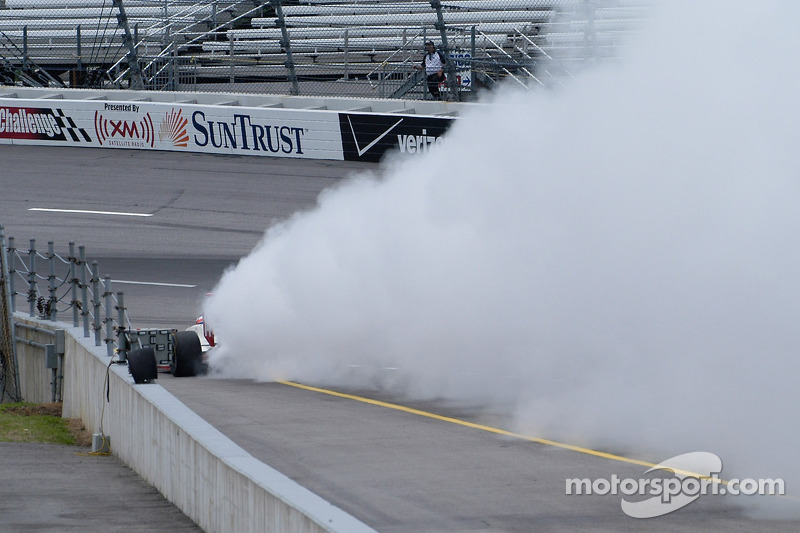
0,0,648,101
0,227,135,401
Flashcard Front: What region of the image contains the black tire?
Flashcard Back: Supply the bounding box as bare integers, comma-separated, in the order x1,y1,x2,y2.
171,331,203,377
128,347,157,384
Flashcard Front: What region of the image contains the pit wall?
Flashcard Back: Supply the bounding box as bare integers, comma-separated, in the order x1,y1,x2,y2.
13,322,58,403
13,314,376,533
0,87,456,162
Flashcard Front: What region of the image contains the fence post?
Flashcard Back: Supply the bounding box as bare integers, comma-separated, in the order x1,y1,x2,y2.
471,25,476,61
76,25,83,71
583,0,598,61
112,0,146,89
79,246,90,338
343,29,349,80
91,261,101,346
47,241,56,322
430,0,459,101
271,0,299,96
0,225,22,403
229,32,235,85
28,239,36,317
69,243,78,327
116,291,127,363
422,27,428,99
23,26,28,71
104,276,114,357
7,237,15,313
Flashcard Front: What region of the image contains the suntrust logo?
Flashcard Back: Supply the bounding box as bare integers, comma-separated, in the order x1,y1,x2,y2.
191,111,305,154
566,452,785,518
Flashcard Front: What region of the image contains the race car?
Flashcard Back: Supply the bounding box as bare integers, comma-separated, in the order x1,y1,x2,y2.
126,318,214,384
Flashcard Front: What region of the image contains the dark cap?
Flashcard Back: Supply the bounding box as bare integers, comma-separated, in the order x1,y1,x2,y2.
425,41,435,46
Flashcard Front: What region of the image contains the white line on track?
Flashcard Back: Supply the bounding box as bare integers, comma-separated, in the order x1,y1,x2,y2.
29,208,153,217
112,280,197,288
346,364,401,371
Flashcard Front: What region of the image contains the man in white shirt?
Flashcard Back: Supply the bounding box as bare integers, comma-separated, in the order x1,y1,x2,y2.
414,41,446,100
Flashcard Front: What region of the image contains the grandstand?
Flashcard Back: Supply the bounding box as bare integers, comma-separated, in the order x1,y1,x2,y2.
0,0,647,99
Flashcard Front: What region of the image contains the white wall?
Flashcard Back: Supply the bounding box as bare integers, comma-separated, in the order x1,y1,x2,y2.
15,314,375,533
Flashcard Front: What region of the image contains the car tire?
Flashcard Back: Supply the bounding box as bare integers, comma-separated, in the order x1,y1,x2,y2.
171,331,203,377
128,347,157,384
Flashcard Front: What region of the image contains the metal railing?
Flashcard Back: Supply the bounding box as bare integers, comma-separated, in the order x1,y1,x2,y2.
2,235,133,362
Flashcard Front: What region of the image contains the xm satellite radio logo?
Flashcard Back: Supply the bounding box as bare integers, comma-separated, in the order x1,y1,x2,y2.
159,108,189,147
566,451,785,518
94,104,156,148
0,107,90,142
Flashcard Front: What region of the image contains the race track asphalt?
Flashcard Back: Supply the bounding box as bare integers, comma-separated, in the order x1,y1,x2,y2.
3,144,800,532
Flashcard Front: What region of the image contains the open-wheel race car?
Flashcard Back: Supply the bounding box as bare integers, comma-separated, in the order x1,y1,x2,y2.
126,317,215,384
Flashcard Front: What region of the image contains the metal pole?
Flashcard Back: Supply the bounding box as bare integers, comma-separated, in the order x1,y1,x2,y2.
7,237,15,313
104,276,114,357
116,292,127,363
584,0,598,61
112,0,145,90
47,242,56,322
229,33,234,85
69,243,78,327
471,25,476,61
76,25,83,71
79,246,89,338
23,26,28,70
343,29,349,80
271,0,299,96
91,261,101,346
430,0,459,101
422,27,428,99
0,225,22,403
28,239,36,317
171,39,177,91
48,344,57,402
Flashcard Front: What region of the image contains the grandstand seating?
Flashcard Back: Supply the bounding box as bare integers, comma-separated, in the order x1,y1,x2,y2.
0,0,647,96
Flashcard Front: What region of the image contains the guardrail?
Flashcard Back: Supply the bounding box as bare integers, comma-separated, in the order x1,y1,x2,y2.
3,235,132,355
0,224,132,402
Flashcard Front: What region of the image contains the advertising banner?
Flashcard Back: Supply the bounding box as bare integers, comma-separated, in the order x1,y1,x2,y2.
0,96,458,163
0,99,345,160
0,106,92,144
338,112,454,163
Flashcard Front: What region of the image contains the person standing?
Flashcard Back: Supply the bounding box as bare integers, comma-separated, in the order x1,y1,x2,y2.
415,41,446,100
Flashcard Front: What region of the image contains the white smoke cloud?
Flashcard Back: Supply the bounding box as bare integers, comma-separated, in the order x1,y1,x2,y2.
205,0,800,515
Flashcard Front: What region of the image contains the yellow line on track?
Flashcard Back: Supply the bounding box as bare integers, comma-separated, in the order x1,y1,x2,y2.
278,380,658,471
279,380,800,504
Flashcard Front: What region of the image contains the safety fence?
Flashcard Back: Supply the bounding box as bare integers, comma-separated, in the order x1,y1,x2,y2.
0,224,132,402
0,0,648,101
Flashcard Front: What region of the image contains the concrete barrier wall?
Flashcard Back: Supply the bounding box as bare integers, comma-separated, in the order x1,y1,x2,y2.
0,87,457,162
13,321,58,404
14,314,375,533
